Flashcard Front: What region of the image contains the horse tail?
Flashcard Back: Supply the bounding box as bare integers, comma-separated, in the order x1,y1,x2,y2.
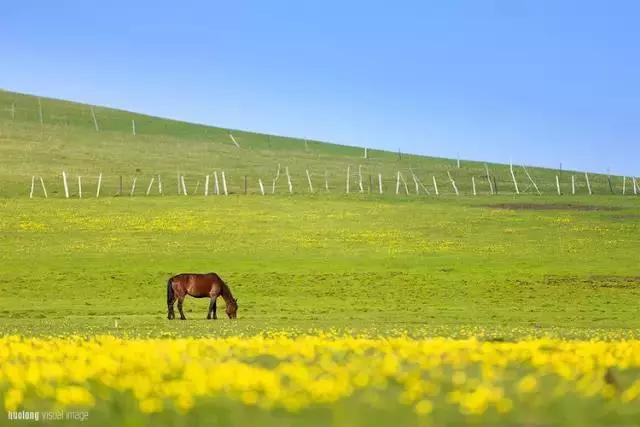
167,277,175,306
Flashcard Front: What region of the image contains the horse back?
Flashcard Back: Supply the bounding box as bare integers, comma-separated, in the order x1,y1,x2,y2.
170,273,223,298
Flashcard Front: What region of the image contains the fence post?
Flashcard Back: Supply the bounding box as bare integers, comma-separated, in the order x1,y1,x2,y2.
222,171,228,195
204,175,209,196
571,175,575,195
556,175,561,195
358,165,364,192
30,176,35,199
305,169,313,193
633,177,638,195
509,162,519,194
158,175,162,195
585,172,592,195
472,176,476,196
522,166,541,195
90,107,99,132
214,172,220,195
132,119,136,136
146,177,156,196
346,166,350,194
325,171,329,192
130,177,137,196
78,176,82,198
181,176,188,195
96,173,102,198
62,171,69,198
378,173,383,194
622,176,626,195
285,167,292,193
396,171,401,195
259,179,265,195
432,176,439,196
485,164,494,195
39,176,48,198
447,171,459,196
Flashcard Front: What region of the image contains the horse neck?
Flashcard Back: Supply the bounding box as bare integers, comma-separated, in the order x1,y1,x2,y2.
220,282,234,304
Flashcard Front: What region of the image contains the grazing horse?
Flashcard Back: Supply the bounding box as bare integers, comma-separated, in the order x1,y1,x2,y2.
167,273,238,320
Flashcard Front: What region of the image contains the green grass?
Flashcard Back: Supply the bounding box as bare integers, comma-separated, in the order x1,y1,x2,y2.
1,194,638,337
0,89,629,198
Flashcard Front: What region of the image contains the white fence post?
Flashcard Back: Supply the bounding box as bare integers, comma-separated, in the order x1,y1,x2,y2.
204,175,210,196
447,171,459,196
358,165,364,192
62,171,69,198
158,175,163,195
214,172,220,195
324,171,329,192
346,166,350,194
399,172,409,195
522,166,541,195
285,167,292,193
39,176,48,198
78,176,82,198
146,177,155,196
228,133,240,148
556,175,561,195
96,173,102,198
132,119,136,136
378,173,383,194
29,176,35,199
90,107,99,132
221,171,228,195
633,177,638,195
432,176,439,196
571,175,576,195
622,176,626,195
305,169,314,193
130,177,137,196
510,162,519,194
259,178,265,195
395,171,401,195
472,176,476,196
181,176,188,195
485,164,494,195
585,172,592,195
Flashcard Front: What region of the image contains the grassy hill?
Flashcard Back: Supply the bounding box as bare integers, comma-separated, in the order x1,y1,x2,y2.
0,89,630,198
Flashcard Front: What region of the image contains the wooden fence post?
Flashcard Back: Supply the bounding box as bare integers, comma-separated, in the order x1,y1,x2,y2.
399,172,409,195
622,176,626,195
432,176,439,196
130,177,137,196
585,172,592,195
522,166,541,195
472,176,476,196
485,164,494,195
305,169,313,193
447,171,459,196
325,171,329,192
62,171,69,198
346,166,350,194
204,175,209,196
358,165,364,192
510,162,519,194
222,171,228,195
78,176,82,198
29,176,35,199
259,179,265,195
285,167,292,193
556,175,561,195
228,133,240,148
633,177,638,195
90,107,99,132
571,175,576,195
181,175,188,195
396,171,401,195
158,175,162,195
378,173,383,194
96,173,102,198
39,176,48,198
146,177,155,196
214,172,220,195
132,119,136,136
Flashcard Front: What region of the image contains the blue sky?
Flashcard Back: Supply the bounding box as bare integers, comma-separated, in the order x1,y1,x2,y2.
2,1,638,175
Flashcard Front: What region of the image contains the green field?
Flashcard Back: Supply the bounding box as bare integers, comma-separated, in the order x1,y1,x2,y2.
1,89,639,426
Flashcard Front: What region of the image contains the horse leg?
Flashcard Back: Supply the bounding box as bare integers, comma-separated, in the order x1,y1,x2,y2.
207,297,217,320
167,296,177,320
177,296,187,320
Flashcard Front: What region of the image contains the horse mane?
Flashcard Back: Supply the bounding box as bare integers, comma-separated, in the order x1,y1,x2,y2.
212,273,236,305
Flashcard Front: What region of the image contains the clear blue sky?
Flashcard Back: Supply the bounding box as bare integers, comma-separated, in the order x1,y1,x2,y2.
2,1,638,175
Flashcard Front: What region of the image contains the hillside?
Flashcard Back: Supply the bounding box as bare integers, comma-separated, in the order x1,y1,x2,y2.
0,89,631,198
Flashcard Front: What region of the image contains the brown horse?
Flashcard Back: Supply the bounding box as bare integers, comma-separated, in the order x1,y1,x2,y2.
167,273,238,320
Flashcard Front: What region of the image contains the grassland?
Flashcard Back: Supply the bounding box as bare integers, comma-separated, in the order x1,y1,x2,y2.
1,89,639,426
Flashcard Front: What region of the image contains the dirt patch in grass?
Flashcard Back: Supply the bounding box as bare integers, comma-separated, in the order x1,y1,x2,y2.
544,275,640,289
486,203,619,211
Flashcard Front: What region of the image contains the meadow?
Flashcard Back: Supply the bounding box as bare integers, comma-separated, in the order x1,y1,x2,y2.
1,89,639,425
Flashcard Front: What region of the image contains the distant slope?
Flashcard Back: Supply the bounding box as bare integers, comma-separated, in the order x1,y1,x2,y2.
0,89,628,198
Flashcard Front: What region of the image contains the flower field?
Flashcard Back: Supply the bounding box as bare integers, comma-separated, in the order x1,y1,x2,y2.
2,334,640,426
